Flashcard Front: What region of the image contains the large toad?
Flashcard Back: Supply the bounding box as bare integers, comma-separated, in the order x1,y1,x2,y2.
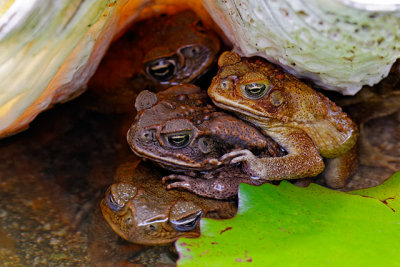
101,161,236,245
88,10,220,113
127,84,285,198
208,52,359,188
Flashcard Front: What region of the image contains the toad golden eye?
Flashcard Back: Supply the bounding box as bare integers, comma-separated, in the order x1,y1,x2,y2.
166,133,191,147
242,82,269,99
146,58,176,81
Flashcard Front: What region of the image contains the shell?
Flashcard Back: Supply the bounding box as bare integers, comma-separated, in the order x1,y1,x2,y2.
203,0,400,94
0,0,399,138
0,0,122,137
0,0,213,138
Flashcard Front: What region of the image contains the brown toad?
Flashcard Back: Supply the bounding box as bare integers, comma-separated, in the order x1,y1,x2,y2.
101,160,237,245
208,52,359,188
127,84,285,198
88,10,220,113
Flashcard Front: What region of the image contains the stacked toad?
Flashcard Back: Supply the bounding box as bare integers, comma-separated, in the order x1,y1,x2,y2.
96,10,268,245
95,11,359,246
127,84,285,199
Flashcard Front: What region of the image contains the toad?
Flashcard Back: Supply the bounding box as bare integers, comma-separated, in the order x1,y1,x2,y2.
100,161,237,245
127,84,285,198
88,10,220,113
208,52,359,188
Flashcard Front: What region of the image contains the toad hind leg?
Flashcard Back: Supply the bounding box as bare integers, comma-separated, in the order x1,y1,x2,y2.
321,145,358,188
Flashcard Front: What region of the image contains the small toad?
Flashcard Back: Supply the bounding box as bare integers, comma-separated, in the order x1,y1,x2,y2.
100,161,236,245
208,52,359,188
127,84,285,198
88,10,220,113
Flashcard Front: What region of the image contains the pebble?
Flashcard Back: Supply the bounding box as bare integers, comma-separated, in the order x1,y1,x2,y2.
0,210,7,218
42,223,51,231
49,237,60,246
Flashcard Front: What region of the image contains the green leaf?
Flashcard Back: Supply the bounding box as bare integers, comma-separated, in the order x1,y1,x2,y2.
350,172,400,212
176,172,400,266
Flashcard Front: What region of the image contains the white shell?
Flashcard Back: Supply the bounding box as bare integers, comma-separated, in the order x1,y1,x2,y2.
0,0,123,136
204,0,400,95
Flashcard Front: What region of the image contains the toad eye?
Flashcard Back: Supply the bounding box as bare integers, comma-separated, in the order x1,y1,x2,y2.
106,190,124,212
242,82,269,99
146,58,176,82
105,183,137,212
165,132,191,148
170,210,202,232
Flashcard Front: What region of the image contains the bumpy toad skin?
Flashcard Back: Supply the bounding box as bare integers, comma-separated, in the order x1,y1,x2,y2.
127,84,285,198
161,164,267,199
100,161,236,245
127,84,282,172
88,10,220,113
208,52,359,188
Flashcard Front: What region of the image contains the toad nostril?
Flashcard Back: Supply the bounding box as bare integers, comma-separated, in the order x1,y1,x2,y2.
180,45,204,58
124,216,133,225
195,20,206,33
221,80,231,89
141,130,155,141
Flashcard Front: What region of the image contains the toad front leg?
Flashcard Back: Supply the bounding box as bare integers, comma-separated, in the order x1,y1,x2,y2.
162,170,263,199
221,127,325,181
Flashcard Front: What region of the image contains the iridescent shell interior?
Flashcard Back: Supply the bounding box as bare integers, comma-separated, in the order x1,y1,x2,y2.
0,0,399,137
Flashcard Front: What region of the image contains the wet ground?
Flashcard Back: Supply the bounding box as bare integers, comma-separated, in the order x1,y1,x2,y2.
0,88,399,265
0,98,177,266
346,112,400,189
